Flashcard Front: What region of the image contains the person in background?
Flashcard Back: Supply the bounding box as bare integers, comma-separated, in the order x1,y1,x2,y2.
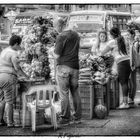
134,30,140,106
92,29,118,74
135,30,140,42
100,27,131,109
0,35,29,127
52,18,81,126
126,29,137,107
91,30,108,55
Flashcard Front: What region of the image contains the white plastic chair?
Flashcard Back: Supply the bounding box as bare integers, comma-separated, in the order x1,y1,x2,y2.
22,84,58,132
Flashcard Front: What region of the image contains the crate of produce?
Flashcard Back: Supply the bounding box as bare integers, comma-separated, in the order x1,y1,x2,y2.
79,82,95,119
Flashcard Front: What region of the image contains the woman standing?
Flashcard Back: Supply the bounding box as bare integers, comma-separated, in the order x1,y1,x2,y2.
0,35,29,127
91,30,108,55
101,27,131,109
126,29,137,107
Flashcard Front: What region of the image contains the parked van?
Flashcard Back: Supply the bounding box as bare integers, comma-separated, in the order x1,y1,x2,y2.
12,9,69,36
67,10,133,48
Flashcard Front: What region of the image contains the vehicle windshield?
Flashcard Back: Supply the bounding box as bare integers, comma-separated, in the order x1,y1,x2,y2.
68,14,104,33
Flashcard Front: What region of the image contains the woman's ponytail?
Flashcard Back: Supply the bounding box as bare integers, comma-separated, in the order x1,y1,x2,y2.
117,35,127,55
110,27,127,55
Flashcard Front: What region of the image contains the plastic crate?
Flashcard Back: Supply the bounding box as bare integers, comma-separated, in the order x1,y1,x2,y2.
79,83,95,119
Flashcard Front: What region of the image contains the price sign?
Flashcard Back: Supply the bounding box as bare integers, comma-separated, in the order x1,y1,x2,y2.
15,17,32,25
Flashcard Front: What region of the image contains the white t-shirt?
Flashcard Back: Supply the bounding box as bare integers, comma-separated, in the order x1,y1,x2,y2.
91,41,108,55
0,47,19,75
107,39,129,64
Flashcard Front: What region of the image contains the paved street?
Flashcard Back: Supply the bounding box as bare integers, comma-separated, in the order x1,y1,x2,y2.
1,106,140,136
0,93,140,136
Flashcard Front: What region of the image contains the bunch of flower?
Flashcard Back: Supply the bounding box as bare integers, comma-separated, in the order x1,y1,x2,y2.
79,52,90,69
86,54,116,84
87,54,114,73
20,16,58,80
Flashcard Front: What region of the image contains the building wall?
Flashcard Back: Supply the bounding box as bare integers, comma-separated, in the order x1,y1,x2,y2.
1,4,132,14
70,4,132,12
0,17,11,40
132,5,140,17
0,4,132,40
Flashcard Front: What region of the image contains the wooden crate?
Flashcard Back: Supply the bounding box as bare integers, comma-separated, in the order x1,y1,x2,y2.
79,83,95,119
13,109,45,127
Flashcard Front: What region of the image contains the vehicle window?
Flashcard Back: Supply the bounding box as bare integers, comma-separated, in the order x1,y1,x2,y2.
110,15,131,31
68,14,104,33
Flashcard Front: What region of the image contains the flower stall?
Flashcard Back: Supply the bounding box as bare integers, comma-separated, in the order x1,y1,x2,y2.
18,15,59,95
19,16,58,80
14,16,58,127
79,52,119,119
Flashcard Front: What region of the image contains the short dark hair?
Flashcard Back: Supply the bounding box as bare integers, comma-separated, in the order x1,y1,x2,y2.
9,35,22,46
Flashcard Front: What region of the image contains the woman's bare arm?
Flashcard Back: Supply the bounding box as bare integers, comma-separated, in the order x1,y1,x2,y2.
100,41,113,56
11,55,29,78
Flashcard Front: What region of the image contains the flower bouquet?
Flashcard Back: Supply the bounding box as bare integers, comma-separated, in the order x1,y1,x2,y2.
87,54,116,84
19,16,58,80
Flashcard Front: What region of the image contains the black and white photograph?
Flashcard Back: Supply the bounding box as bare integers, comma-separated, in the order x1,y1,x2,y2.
1,1,140,137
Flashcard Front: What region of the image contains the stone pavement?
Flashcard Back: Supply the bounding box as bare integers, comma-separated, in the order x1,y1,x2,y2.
0,103,140,136
0,92,140,136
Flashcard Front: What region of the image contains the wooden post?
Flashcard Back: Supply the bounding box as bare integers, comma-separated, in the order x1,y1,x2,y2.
90,84,94,119
106,79,110,114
